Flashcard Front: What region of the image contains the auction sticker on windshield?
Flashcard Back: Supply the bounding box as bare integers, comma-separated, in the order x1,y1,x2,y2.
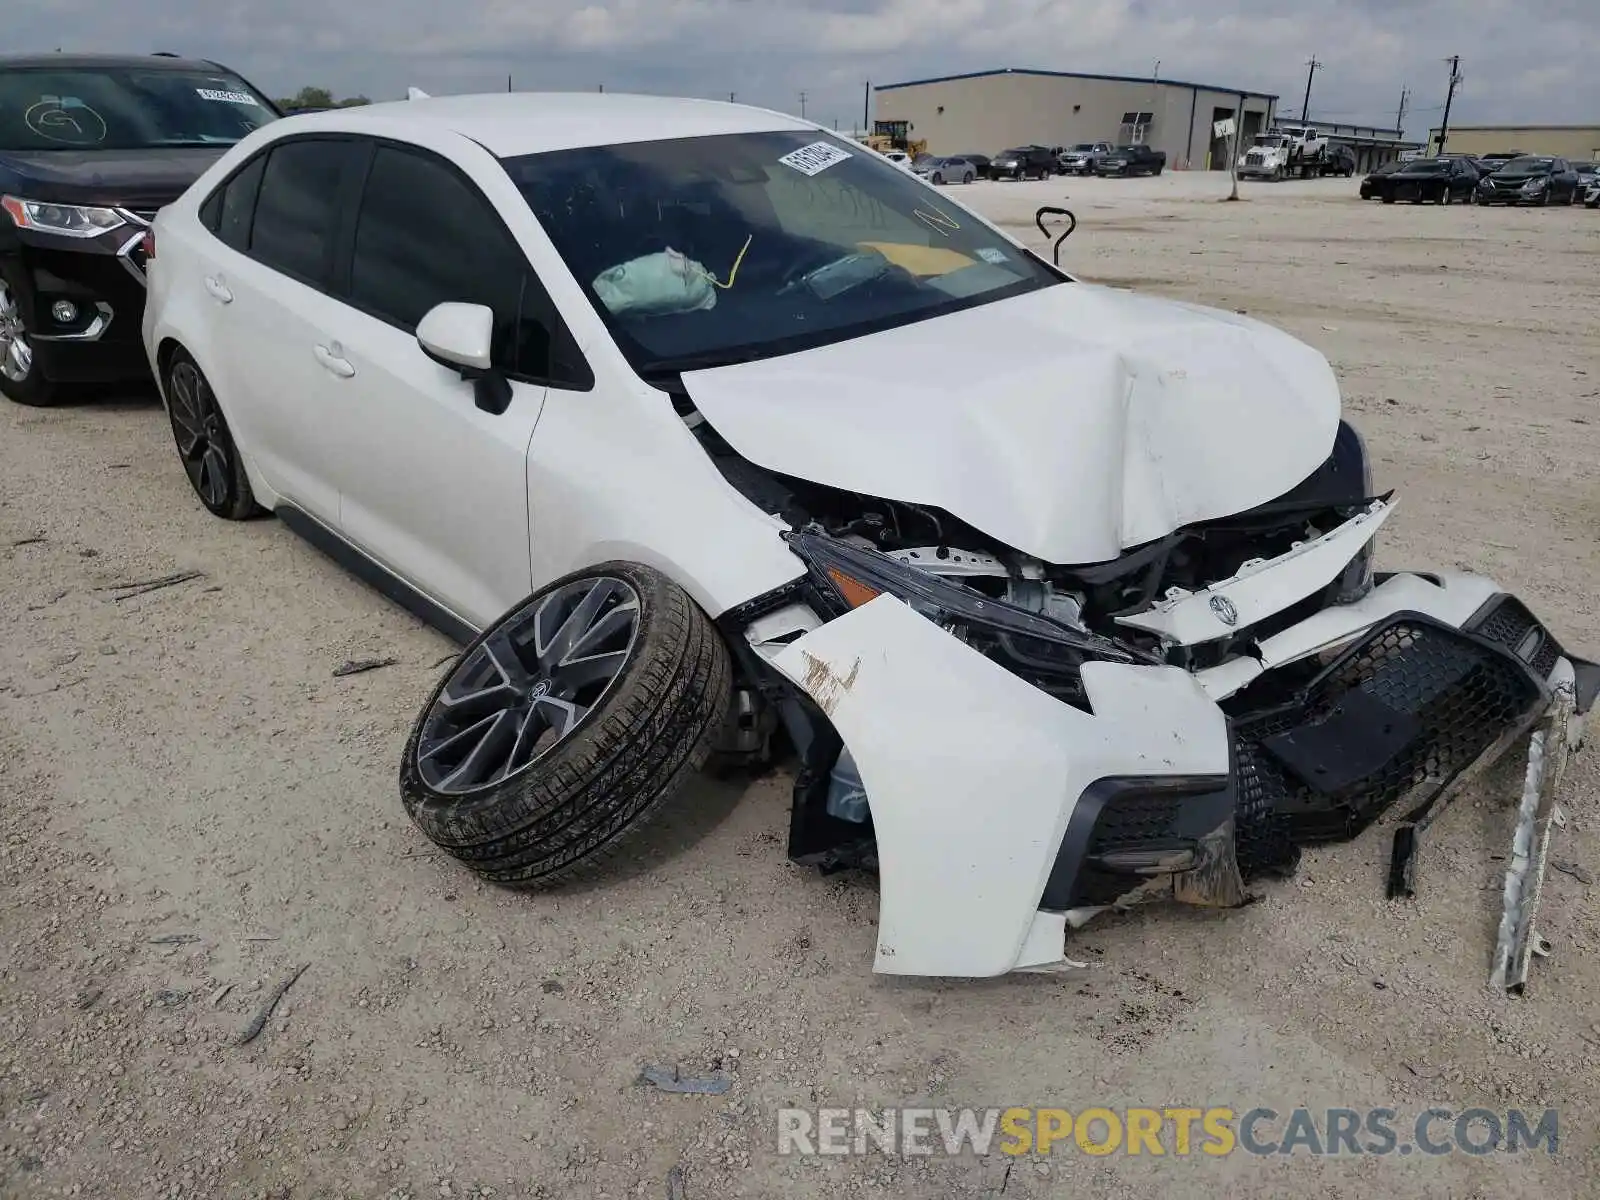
779,142,853,177
196,88,261,105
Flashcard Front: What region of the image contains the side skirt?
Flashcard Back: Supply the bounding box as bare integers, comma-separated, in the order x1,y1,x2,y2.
274,504,479,647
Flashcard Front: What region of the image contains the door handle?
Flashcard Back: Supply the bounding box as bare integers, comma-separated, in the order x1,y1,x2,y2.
203,275,233,304
313,342,355,378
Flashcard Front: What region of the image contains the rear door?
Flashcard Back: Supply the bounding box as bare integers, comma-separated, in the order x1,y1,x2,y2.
314,140,590,629
193,135,367,520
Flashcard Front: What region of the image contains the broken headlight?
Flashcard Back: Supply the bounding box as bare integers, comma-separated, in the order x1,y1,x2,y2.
784,530,1158,703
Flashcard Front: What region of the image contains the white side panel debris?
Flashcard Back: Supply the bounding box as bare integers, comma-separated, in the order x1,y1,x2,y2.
1491,660,1583,994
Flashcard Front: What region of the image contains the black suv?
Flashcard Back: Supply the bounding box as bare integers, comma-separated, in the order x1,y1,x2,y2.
989,146,1056,181
0,53,280,405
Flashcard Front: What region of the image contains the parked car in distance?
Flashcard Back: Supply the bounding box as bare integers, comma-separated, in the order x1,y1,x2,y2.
1378,155,1481,205
912,155,979,184
1095,144,1165,176
1474,155,1581,206
1058,142,1112,175
881,149,912,170
1319,144,1357,177
1474,151,1526,172
1585,180,1600,209
1358,159,1405,199
1572,161,1599,196
0,52,279,405
955,152,990,174
988,145,1056,180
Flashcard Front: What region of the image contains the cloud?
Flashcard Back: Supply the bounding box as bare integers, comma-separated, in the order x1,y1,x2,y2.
6,0,1596,134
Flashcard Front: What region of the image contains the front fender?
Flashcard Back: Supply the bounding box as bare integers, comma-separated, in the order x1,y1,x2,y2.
766,595,1230,976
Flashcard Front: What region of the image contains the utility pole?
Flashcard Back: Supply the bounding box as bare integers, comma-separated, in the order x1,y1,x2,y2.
728,91,735,103
506,74,512,93
1227,91,1245,201
1394,87,1409,137
1300,56,1322,122
597,83,604,93
862,81,870,136
798,90,807,120
1436,56,1462,155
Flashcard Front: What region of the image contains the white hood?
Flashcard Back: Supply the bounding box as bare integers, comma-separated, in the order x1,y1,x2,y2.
681,282,1341,566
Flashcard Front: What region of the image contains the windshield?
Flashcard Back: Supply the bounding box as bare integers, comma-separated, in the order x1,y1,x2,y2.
1069,144,1096,152
1495,156,1554,175
0,66,275,151
503,130,1061,375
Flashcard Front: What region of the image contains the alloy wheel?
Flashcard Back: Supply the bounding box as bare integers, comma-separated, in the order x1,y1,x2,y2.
166,359,238,510
417,576,641,794
0,281,33,384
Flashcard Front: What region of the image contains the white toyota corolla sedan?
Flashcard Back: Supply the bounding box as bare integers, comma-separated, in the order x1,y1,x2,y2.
142,93,1594,984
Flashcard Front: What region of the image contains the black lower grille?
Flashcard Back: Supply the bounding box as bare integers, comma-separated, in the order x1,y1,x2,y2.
1233,617,1544,845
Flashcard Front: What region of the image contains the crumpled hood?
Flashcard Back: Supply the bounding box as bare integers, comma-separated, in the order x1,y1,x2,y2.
681,281,1341,566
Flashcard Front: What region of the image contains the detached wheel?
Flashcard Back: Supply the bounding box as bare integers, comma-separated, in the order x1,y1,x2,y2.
401,563,733,889
162,350,260,520
0,270,56,407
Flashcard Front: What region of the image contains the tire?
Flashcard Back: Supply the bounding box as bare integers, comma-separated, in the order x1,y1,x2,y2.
931,173,943,185
962,171,973,184
0,264,58,407
400,562,734,890
1382,195,1395,204
1152,165,1163,176
161,348,261,520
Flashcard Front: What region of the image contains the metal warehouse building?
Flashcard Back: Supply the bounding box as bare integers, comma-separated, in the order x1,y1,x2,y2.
1428,124,1600,160
873,67,1278,170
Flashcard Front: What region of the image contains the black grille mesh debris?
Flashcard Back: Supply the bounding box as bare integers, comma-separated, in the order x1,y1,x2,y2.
1234,619,1543,846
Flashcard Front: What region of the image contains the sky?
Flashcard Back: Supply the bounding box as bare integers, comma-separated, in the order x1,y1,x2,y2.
10,0,1598,138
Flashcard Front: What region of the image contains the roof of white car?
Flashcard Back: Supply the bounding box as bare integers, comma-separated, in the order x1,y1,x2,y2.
279,92,813,157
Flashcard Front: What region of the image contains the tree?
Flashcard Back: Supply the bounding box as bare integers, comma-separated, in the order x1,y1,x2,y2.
273,86,370,111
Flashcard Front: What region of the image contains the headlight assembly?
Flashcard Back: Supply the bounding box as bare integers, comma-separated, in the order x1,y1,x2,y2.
1,196,126,238
783,529,1159,694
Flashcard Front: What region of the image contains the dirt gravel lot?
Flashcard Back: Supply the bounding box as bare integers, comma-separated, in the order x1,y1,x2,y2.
3,170,1599,1199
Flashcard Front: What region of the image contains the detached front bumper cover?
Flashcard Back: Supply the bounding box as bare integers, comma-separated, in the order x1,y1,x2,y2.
756,562,1594,986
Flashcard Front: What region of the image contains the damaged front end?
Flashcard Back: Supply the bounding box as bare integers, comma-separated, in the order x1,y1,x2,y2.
709,417,1597,987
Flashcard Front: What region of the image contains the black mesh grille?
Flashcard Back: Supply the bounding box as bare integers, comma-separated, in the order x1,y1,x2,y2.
1466,596,1561,679
1234,742,1300,879
1074,792,1188,905
1234,618,1543,845
1086,792,1184,851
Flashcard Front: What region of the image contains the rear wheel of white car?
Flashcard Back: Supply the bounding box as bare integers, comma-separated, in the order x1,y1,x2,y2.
962,171,973,184
162,350,261,520
400,562,732,889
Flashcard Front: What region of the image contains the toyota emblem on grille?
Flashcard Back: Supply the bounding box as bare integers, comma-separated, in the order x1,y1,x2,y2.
1209,595,1239,626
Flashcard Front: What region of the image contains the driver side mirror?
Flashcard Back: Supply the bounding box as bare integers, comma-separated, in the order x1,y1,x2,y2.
417,301,512,415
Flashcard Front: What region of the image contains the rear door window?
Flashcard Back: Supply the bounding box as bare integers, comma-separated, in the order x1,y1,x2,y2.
200,152,268,251
248,138,358,286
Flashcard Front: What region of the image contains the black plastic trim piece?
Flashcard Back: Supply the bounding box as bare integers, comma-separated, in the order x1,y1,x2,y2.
275,504,479,646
